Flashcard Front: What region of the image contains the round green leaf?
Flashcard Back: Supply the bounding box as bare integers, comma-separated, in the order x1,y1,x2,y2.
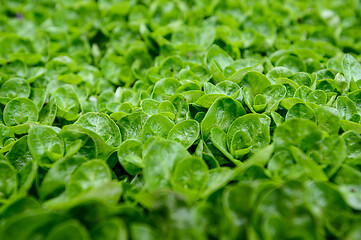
3,98,38,126
51,84,80,121
171,156,209,195
0,78,30,99
67,160,112,198
286,103,316,122
167,120,199,149
143,139,190,191
240,71,271,96
141,114,175,142
118,139,143,175
75,112,121,148
227,114,271,154
28,126,64,167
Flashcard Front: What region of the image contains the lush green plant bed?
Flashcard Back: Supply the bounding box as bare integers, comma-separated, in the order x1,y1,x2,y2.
1,0,361,239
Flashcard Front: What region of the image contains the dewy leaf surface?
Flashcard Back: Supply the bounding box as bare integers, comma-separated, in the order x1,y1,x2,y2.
1,0,361,239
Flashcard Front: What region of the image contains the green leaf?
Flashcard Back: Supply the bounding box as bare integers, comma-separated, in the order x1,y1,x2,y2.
206,45,233,71
315,106,341,134
289,146,328,181
266,67,293,84
171,156,209,198
286,103,316,122
67,160,112,198
202,167,233,198
6,136,37,194
201,96,246,141
289,72,312,86
280,97,305,110
195,93,225,108
0,124,14,148
169,94,190,123
28,126,64,167
340,120,361,134
211,127,239,165
167,120,199,149
343,54,361,83
3,98,38,126
60,126,97,159
39,156,88,200
307,90,327,105
75,112,121,148
51,84,80,121
262,85,287,113
348,90,361,115
143,139,190,191
253,94,267,112
227,114,271,156
334,73,349,94
229,64,264,83
141,99,160,115
152,78,181,101
39,99,57,126
1,1,361,238
342,131,361,168
118,139,143,175
308,134,346,177
0,78,30,99
116,111,148,141
6,136,32,171
337,96,359,121
216,80,240,96
141,114,175,142
30,88,46,112
333,165,361,210
240,71,271,96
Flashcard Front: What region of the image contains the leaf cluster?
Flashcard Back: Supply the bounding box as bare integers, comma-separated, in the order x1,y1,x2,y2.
1,0,361,239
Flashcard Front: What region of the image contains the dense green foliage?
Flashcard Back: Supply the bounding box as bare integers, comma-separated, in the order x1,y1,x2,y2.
1,0,361,239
